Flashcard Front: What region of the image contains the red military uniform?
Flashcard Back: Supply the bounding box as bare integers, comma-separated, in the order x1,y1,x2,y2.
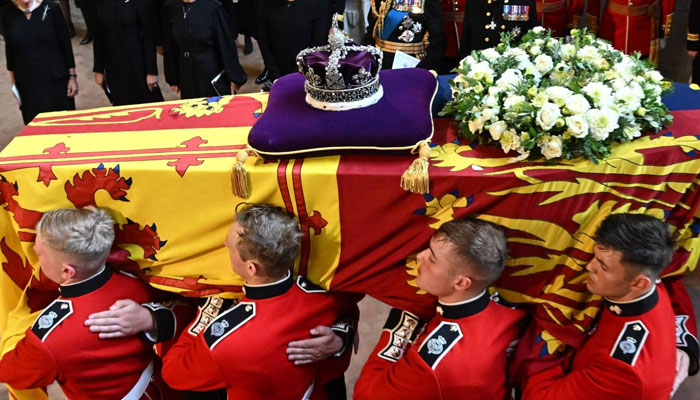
535,0,570,37
441,0,465,59
587,0,675,64
354,291,525,400
523,284,677,399
0,267,171,400
161,272,352,399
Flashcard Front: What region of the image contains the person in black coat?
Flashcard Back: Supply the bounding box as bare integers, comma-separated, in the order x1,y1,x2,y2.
458,0,536,58
258,0,331,83
2,0,77,124
75,0,97,44
162,0,247,99
93,0,163,106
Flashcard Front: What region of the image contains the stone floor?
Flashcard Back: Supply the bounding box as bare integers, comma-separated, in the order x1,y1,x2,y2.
1,3,700,400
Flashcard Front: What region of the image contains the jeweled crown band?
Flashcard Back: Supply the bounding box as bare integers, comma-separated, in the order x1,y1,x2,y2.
305,77,381,103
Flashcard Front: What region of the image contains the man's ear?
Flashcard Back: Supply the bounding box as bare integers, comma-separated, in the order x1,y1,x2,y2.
630,274,652,293
61,263,76,281
454,275,472,292
247,260,262,278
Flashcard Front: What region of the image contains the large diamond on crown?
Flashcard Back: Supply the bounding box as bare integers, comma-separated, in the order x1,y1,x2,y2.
296,20,384,111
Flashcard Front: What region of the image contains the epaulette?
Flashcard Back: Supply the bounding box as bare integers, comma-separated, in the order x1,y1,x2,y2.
610,320,648,366
31,299,73,342
188,296,238,336
296,276,326,293
377,308,425,362
417,321,463,369
203,302,255,349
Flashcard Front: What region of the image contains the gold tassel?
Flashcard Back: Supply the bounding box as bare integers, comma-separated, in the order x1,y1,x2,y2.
400,142,431,194
231,150,250,199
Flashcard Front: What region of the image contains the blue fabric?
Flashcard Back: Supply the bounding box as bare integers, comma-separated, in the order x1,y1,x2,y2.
660,83,700,111
380,10,408,40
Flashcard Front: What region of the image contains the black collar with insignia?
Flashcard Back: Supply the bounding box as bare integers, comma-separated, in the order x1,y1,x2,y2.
437,290,490,319
604,286,658,317
243,271,293,300
59,266,112,298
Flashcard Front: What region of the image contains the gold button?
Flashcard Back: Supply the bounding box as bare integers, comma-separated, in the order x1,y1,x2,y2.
504,0,509,3
501,25,506,29
486,11,491,16
485,24,490,28
485,37,490,42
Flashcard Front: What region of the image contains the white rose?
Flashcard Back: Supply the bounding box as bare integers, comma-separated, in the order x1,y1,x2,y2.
481,107,499,121
545,86,573,107
561,44,576,60
468,116,485,133
484,95,499,108
577,45,599,62
582,82,613,107
534,54,554,74
564,94,591,115
489,121,508,140
532,26,545,34
565,115,589,138
488,86,501,96
496,68,522,90
536,102,562,131
460,55,476,69
585,108,619,140
467,61,494,84
530,45,542,56
481,48,500,61
504,95,526,109
500,129,521,153
645,70,664,82
541,136,563,159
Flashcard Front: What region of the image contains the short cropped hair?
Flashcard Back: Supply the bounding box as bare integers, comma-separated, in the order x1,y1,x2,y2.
234,204,302,278
435,218,508,287
593,213,676,280
36,206,115,269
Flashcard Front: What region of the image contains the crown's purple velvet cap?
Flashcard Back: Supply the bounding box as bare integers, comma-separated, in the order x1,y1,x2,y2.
302,45,380,88
248,68,437,156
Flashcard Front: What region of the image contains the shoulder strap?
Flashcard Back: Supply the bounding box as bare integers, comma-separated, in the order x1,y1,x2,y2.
417,321,463,369
610,320,649,366
203,302,255,350
31,299,73,342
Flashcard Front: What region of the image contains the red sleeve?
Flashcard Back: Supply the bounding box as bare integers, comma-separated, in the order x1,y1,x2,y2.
161,318,227,392
663,277,699,375
354,330,442,400
0,330,59,390
522,358,643,400
568,0,585,27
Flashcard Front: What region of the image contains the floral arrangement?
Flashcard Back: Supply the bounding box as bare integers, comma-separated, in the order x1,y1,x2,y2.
440,27,674,163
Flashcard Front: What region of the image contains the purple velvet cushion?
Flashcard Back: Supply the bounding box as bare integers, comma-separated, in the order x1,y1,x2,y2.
248,68,438,156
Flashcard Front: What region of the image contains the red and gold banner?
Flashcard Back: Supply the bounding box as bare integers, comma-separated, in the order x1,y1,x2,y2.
1,90,699,398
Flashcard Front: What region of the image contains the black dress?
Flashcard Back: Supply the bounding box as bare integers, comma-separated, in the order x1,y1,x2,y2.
93,0,163,106
162,0,247,99
1,1,76,124
258,0,330,82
